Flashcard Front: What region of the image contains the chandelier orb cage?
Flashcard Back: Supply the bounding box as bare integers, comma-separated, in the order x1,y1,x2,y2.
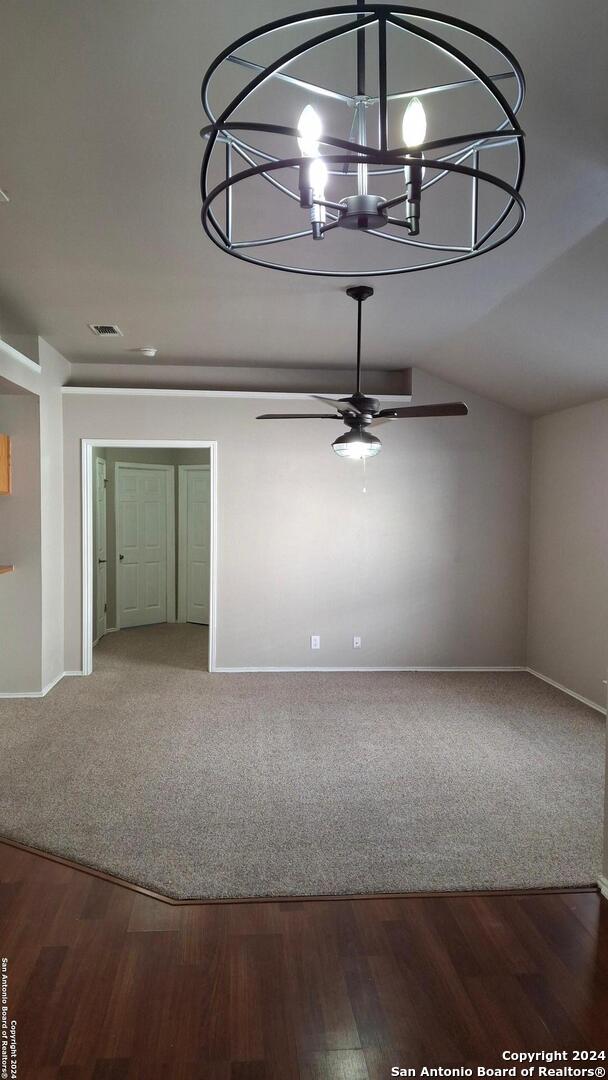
200,2,526,278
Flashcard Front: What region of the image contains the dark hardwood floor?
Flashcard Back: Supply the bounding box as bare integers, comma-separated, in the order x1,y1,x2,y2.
1,842,607,1078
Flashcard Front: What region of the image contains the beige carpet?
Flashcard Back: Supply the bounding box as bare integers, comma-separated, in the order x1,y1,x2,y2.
0,623,604,899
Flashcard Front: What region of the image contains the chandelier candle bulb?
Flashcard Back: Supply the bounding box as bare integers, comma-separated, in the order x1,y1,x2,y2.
297,104,323,209
402,97,427,147
402,98,426,234
297,104,322,157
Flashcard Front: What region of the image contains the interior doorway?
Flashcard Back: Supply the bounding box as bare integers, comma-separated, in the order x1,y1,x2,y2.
82,440,217,675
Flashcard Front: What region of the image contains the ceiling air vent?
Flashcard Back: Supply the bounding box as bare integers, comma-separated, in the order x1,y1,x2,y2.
88,323,123,337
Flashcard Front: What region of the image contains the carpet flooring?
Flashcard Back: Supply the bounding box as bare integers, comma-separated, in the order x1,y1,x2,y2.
0,624,604,900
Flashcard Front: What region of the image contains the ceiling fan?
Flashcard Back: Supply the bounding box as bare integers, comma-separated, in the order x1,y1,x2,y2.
257,286,468,459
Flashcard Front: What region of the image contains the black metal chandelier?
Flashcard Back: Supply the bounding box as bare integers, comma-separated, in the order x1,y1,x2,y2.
200,3,526,277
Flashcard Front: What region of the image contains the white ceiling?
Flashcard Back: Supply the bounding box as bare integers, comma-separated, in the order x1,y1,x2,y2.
0,0,607,415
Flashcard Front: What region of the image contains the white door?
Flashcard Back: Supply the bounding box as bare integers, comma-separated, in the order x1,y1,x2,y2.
116,465,173,629
178,466,210,624
95,458,107,641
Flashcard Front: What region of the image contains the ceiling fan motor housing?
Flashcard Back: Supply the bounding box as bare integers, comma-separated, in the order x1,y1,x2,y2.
343,393,380,425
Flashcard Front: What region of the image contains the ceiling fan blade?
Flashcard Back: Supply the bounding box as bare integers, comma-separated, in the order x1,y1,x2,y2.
256,413,342,420
311,394,363,416
375,402,468,419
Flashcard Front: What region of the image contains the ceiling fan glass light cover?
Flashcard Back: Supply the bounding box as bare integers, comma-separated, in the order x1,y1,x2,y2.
332,428,382,459
200,3,526,277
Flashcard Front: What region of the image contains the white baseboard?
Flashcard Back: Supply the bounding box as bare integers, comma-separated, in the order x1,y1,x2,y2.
3,664,605,720
526,668,606,716
598,874,608,901
214,665,527,674
0,670,65,699
0,670,86,699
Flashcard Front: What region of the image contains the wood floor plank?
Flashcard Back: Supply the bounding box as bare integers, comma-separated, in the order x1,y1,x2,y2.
1,842,607,1076
298,1048,370,1080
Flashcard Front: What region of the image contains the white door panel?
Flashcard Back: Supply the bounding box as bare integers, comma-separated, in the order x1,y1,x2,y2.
178,467,210,624
116,465,171,629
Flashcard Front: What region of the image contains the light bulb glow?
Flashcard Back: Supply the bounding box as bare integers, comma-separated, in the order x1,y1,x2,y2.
402,97,427,148
297,104,322,157
308,157,328,197
332,429,382,459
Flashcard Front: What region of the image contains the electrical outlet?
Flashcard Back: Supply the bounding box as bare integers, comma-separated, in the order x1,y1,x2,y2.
311,635,320,650
353,636,362,649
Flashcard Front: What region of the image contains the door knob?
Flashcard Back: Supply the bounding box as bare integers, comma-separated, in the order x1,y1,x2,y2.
119,554,125,560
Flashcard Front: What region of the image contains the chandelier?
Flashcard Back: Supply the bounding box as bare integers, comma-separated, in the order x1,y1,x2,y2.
200,2,525,277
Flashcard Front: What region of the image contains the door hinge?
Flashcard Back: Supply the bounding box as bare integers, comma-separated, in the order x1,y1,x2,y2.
104,602,107,612
103,478,108,486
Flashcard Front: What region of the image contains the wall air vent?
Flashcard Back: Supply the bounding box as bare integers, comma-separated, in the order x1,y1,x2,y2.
88,324,123,337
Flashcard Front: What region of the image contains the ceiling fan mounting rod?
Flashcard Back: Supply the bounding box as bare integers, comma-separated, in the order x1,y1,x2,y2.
347,284,374,394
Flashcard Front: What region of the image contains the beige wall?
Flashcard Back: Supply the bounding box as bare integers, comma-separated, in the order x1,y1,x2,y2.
0,338,68,693
0,393,42,692
38,340,70,684
527,398,608,709
64,369,532,671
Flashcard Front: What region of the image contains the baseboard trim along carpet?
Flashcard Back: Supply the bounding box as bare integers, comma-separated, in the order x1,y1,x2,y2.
214,665,527,673
0,665,527,697
0,837,600,908
1,666,605,719
526,667,606,715
0,670,86,699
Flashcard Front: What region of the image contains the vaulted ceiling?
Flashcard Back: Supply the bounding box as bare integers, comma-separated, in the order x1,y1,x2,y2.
0,0,606,414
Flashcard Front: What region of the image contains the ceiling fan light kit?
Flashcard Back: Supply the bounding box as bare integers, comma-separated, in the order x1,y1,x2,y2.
200,2,525,277
332,427,382,459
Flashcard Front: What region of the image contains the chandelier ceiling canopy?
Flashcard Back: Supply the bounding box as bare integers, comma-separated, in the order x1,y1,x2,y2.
200,2,526,277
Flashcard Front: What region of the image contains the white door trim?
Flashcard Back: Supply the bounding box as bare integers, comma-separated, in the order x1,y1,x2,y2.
81,439,218,675
177,464,211,624
114,462,175,630
94,456,107,643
